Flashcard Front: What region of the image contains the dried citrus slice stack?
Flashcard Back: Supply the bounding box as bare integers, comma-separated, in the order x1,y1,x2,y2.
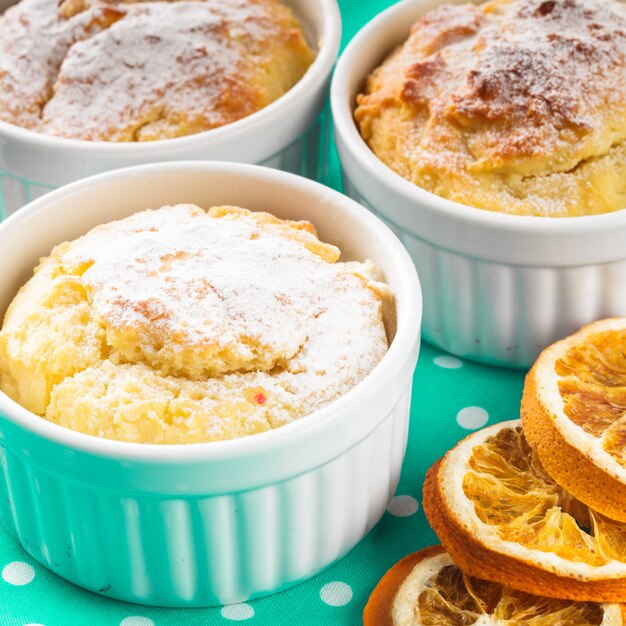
422,420,626,601
368,319,626,620
364,545,624,625
522,318,626,522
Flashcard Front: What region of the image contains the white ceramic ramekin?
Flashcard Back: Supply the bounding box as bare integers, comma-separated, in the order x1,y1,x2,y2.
0,0,341,217
331,0,626,369
0,162,421,607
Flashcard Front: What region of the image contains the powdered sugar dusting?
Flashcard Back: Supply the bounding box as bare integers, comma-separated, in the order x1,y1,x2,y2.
42,1,276,139
0,0,121,128
402,0,626,158
453,0,626,133
357,0,626,216
0,0,313,140
60,205,389,404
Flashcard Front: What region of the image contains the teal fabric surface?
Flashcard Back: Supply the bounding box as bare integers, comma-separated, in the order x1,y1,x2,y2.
0,1,527,624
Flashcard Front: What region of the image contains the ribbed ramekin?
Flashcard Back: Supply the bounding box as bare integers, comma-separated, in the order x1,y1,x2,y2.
0,0,341,217
331,0,626,369
0,162,422,607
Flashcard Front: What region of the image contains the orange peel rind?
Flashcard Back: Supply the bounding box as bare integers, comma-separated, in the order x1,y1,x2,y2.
423,420,626,602
364,544,624,625
522,317,626,523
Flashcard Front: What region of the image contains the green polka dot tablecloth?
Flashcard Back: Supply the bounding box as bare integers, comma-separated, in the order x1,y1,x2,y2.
0,1,526,624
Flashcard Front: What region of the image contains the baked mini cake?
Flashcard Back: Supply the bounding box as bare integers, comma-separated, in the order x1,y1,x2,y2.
0,205,392,444
356,0,626,217
0,0,314,141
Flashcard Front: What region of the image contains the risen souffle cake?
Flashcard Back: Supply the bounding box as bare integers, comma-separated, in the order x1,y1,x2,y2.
0,0,314,141
0,206,392,444
356,0,626,217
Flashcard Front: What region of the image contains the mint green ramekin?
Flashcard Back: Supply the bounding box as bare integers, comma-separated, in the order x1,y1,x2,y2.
0,162,421,606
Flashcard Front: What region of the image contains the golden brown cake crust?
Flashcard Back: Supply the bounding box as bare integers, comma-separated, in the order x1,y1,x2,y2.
356,0,626,217
0,0,314,141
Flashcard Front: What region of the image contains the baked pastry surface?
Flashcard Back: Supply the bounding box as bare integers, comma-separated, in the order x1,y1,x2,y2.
356,0,626,217
0,0,314,141
0,206,391,444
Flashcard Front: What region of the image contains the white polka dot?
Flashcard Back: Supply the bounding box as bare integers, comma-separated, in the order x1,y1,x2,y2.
221,603,255,621
434,355,463,369
456,406,489,430
386,495,419,517
120,618,154,626
2,561,35,586
320,581,353,607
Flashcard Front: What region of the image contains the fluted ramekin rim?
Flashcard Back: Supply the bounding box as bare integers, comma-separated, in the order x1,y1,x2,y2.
330,0,626,241
0,0,341,154
0,161,422,463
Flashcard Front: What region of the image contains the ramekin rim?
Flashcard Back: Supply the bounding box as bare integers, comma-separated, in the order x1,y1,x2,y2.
0,0,341,153
330,0,626,235
0,161,422,462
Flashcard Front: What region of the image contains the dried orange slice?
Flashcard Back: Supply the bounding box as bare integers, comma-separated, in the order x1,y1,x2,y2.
522,318,626,522
423,420,626,602
364,545,624,625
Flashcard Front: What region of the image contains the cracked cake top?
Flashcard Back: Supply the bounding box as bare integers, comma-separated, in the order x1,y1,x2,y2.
0,205,392,444
355,0,626,217
0,0,314,141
